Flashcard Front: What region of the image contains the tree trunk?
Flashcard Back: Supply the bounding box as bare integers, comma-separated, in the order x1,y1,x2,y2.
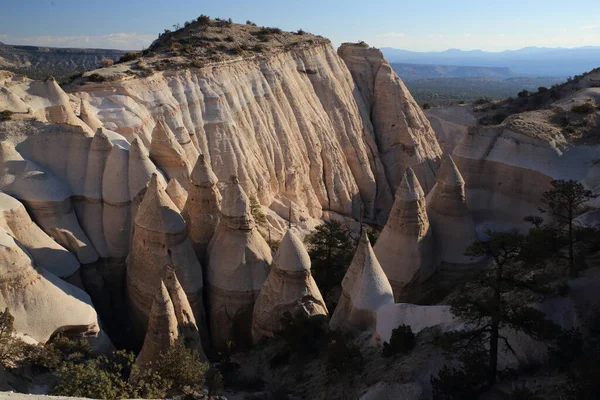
568,208,575,277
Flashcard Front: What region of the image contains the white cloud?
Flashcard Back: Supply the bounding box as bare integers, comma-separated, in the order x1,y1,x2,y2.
463,33,472,37
378,32,405,38
0,33,156,50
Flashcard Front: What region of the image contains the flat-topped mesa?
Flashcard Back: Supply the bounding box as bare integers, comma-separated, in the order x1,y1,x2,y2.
135,280,179,368
252,230,328,341
164,267,207,360
374,168,437,301
126,174,205,345
149,120,191,185
166,178,187,211
206,176,272,351
330,231,394,331
337,42,442,195
0,227,103,344
426,155,480,264
182,154,222,263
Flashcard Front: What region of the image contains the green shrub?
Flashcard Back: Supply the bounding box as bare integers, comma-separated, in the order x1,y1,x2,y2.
117,52,141,63
422,103,432,109
153,339,208,392
537,86,548,93
431,347,489,400
517,89,530,98
246,20,257,26
509,387,542,400
473,98,490,105
87,73,106,83
205,368,224,396
277,311,329,359
458,100,466,105
325,333,363,375
382,324,415,357
571,102,596,114
197,15,211,25
296,29,306,35
0,110,13,122
258,27,282,35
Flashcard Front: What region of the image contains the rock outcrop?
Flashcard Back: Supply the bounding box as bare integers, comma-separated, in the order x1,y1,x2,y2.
206,177,272,350
0,227,102,343
166,178,187,211
426,155,480,264
374,168,437,301
126,174,205,344
252,230,328,341
135,280,179,368
182,154,222,262
338,42,442,194
330,231,394,331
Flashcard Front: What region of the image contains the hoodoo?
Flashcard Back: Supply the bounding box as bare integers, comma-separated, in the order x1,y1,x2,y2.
166,178,187,211
337,42,442,194
149,120,191,184
183,154,222,262
206,176,272,350
252,230,328,341
330,230,394,331
135,280,179,368
0,227,103,343
374,168,437,300
126,174,205,343
164,267,207,360
427,154,480,264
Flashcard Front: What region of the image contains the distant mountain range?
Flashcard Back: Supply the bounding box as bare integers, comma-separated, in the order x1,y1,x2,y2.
0,41,127,80
391,63,519,82
382,46,600,76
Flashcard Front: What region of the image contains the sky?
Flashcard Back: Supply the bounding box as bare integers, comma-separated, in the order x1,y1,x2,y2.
2,0,600,51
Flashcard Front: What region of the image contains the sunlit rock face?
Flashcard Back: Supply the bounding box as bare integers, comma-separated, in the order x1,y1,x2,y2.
338,42,443,195
252,230,327,341
330,230,394,331
206,177,272,351
374,168,437,301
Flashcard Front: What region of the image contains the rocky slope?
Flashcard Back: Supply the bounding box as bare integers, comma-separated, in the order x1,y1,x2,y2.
0,42,126,81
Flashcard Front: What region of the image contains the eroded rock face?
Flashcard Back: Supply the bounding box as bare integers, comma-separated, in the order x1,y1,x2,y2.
374,168,437,301
338,43,442,195
0,227,102,343
426,155,480,264
182,154,222,262
166,178,187,211
330,231,394,331
206,177,272,350
135,280,178,368
126,174,204,344
252,230,327,341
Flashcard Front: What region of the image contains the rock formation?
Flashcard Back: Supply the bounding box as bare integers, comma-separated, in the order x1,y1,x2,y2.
182,154,222,262
374,168,437,300
166,178,187,211
149,120,191,185
0,227,103,343
426,154,480,264
164,267,207,360
135,280,179,368
330,231,394,331
126,174,205,344
338,42,442,194
252,230,328,341
206,177,272,350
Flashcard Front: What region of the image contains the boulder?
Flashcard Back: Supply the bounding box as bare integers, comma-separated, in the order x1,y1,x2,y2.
330,230,394,331
126,174,205,345
374,168,437,300
426,154,480,264
135,280,179,368
252,230,328,341
206,177,272,350
182,154,222,262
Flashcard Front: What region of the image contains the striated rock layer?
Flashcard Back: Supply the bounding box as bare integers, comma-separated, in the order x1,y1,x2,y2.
330,231,394,331
426,155,480,264
338,42,442,194
126,174,205,345
374,168,437,301
206,177,272,350
252,230,328,341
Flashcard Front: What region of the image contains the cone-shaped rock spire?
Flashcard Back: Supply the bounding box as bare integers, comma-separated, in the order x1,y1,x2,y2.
183,154,222,262
252,230,328,341
206,176,272,351
79,99,103,135
330,231,394,331
374,168,437,301
127,174,205,346
164,267,208,361
149,120,190,184
166,178,187,211
426,155,479,264
135,280,179,368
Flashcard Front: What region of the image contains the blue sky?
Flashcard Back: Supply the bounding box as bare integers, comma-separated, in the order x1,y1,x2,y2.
2,0,600,51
